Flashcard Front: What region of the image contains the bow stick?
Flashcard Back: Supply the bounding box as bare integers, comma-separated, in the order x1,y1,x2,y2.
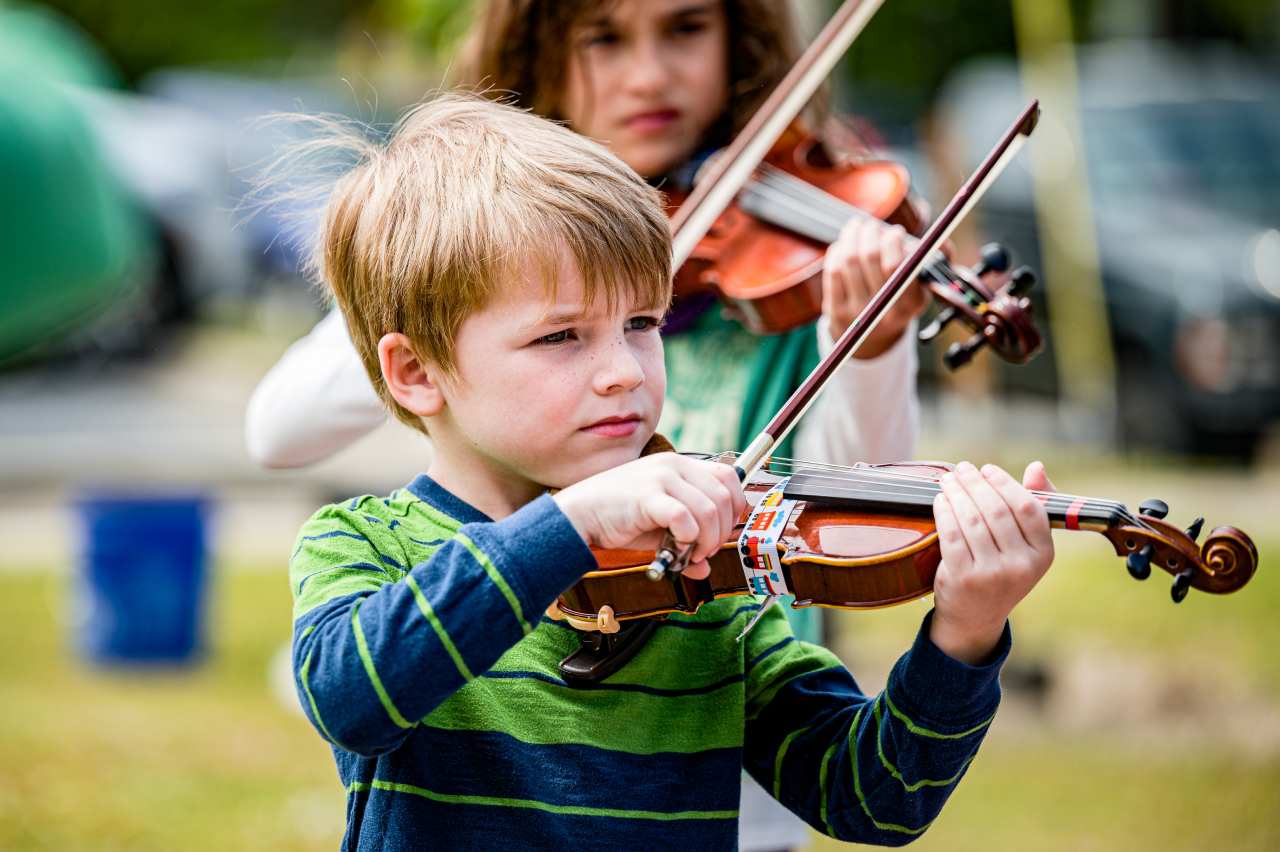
648,100,1042,580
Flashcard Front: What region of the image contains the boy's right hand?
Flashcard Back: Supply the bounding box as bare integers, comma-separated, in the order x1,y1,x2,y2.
553,453,747,580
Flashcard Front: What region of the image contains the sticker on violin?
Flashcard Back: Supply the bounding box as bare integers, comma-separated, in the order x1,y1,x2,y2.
738,478,797,596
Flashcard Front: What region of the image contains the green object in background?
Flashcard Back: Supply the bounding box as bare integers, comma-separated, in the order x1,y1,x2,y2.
0,4,148,364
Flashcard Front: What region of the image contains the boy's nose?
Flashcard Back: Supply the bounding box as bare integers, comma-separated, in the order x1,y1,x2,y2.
594,341,646,393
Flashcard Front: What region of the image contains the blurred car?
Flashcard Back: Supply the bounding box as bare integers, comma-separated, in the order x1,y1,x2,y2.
935,40,1280,459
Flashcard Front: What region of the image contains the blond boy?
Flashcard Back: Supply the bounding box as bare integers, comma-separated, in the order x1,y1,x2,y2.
290,94,1054,850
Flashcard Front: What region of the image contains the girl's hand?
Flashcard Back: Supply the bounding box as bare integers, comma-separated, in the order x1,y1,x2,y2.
928,461,1056,664
553,453,746,581
822,218,931,358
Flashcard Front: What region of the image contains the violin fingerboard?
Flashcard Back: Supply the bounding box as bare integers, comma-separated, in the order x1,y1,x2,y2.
783,472,936,516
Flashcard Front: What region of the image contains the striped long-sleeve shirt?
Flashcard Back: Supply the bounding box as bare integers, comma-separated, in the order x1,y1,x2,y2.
290,473,1011,851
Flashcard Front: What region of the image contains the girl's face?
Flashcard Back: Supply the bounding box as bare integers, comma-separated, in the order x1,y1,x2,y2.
561,1,730,178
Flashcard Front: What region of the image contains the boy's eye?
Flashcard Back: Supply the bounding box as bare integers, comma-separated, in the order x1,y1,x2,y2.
535,329,575,345
627,315,664,332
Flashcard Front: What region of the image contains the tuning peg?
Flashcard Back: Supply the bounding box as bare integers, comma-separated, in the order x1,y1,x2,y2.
1009,266,1037,296
918,307,956,343
945,332,988,369
974,242,1011,277
1126,544,1153,581
1171,569,1194,603
1184,517,1204,542
1139,499,1169,520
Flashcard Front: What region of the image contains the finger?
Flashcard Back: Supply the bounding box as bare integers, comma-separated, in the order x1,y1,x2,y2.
855,220,884,297
824,223,859,307
952,461,1028,553
643,494,699,549
879,225,908,281
939,467,1001,565
708,460,749,523
679,461,737,556
664,478,725,564
1022,460,1056,493
684,559,711,582
982,463,1052,551
932,491,973,570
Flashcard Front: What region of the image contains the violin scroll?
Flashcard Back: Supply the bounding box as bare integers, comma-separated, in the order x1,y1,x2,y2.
1103,503,1258,600
917,243,1042,370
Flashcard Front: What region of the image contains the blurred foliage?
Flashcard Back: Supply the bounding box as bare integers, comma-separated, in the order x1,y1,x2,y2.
32,0,1277,92
35,0,379,82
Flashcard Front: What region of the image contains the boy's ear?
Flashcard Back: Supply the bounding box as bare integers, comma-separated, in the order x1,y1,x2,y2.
378,333,446,418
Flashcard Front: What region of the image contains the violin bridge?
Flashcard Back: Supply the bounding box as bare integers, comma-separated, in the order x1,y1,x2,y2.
736,595,781,643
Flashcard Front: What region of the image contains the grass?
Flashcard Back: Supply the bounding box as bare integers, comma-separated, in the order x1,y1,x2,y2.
0,532,1275,851
0,567,344,851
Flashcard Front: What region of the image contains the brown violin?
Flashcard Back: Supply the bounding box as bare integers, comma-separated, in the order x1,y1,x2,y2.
554,456,1258,633
663,0,1040,369
669,131,1043,369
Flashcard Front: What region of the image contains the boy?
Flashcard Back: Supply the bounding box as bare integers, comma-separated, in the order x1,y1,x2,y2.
290,94,1055,850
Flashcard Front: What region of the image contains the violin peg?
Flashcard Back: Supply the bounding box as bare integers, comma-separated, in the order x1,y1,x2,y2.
944,332,987,370
975,242,1011,277
1009,266,1037,296
918,307,956,343
1139,499,1169,520
1171,569,1194,604
1184,517,1205,542
1126,544,1153,581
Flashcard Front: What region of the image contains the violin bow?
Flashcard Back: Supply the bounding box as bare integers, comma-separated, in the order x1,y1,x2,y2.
668,0,887,267
648,100,1042,580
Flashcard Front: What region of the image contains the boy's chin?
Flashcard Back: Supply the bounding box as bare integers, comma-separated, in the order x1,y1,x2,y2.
543,433,651,488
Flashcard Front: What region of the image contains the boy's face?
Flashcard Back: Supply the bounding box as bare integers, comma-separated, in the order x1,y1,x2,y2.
433,252,668,494
562,0,730,178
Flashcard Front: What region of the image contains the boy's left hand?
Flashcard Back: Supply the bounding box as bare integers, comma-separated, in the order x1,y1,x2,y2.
929,461,1056,665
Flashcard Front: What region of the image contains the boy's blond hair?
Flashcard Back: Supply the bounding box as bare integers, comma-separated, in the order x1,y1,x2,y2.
316,94,672,433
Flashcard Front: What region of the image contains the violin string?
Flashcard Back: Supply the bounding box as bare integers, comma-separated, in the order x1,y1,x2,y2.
736,454,1160,536
758,455,1124,507
774,468,1159,537
751,166,986,306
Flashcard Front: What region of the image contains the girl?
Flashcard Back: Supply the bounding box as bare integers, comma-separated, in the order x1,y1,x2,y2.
246,3,931,847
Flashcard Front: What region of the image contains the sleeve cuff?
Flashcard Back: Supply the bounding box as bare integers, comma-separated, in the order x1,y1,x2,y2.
462,494,598,617
887,608,1012,730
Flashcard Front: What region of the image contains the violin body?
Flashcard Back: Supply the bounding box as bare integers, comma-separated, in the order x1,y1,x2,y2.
670,136,922,335
671,137,923,335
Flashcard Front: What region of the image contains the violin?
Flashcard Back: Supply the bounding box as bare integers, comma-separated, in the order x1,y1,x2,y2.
662,0,1041,369
553,455,1258,633
668,132,1042,369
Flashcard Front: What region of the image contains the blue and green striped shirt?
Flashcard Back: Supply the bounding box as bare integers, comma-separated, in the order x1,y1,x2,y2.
290,474,1011,850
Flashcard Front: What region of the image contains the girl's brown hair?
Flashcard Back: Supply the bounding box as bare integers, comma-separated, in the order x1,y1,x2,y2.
453,0,820,149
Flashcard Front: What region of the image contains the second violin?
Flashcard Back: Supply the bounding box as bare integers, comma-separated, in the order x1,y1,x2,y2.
670,133,1043,369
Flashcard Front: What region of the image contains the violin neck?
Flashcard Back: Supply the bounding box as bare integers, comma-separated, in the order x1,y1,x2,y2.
781,470,1126,534
1042,496,1125,532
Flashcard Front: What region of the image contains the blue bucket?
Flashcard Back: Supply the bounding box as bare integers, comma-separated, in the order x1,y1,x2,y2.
74,494,211,665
